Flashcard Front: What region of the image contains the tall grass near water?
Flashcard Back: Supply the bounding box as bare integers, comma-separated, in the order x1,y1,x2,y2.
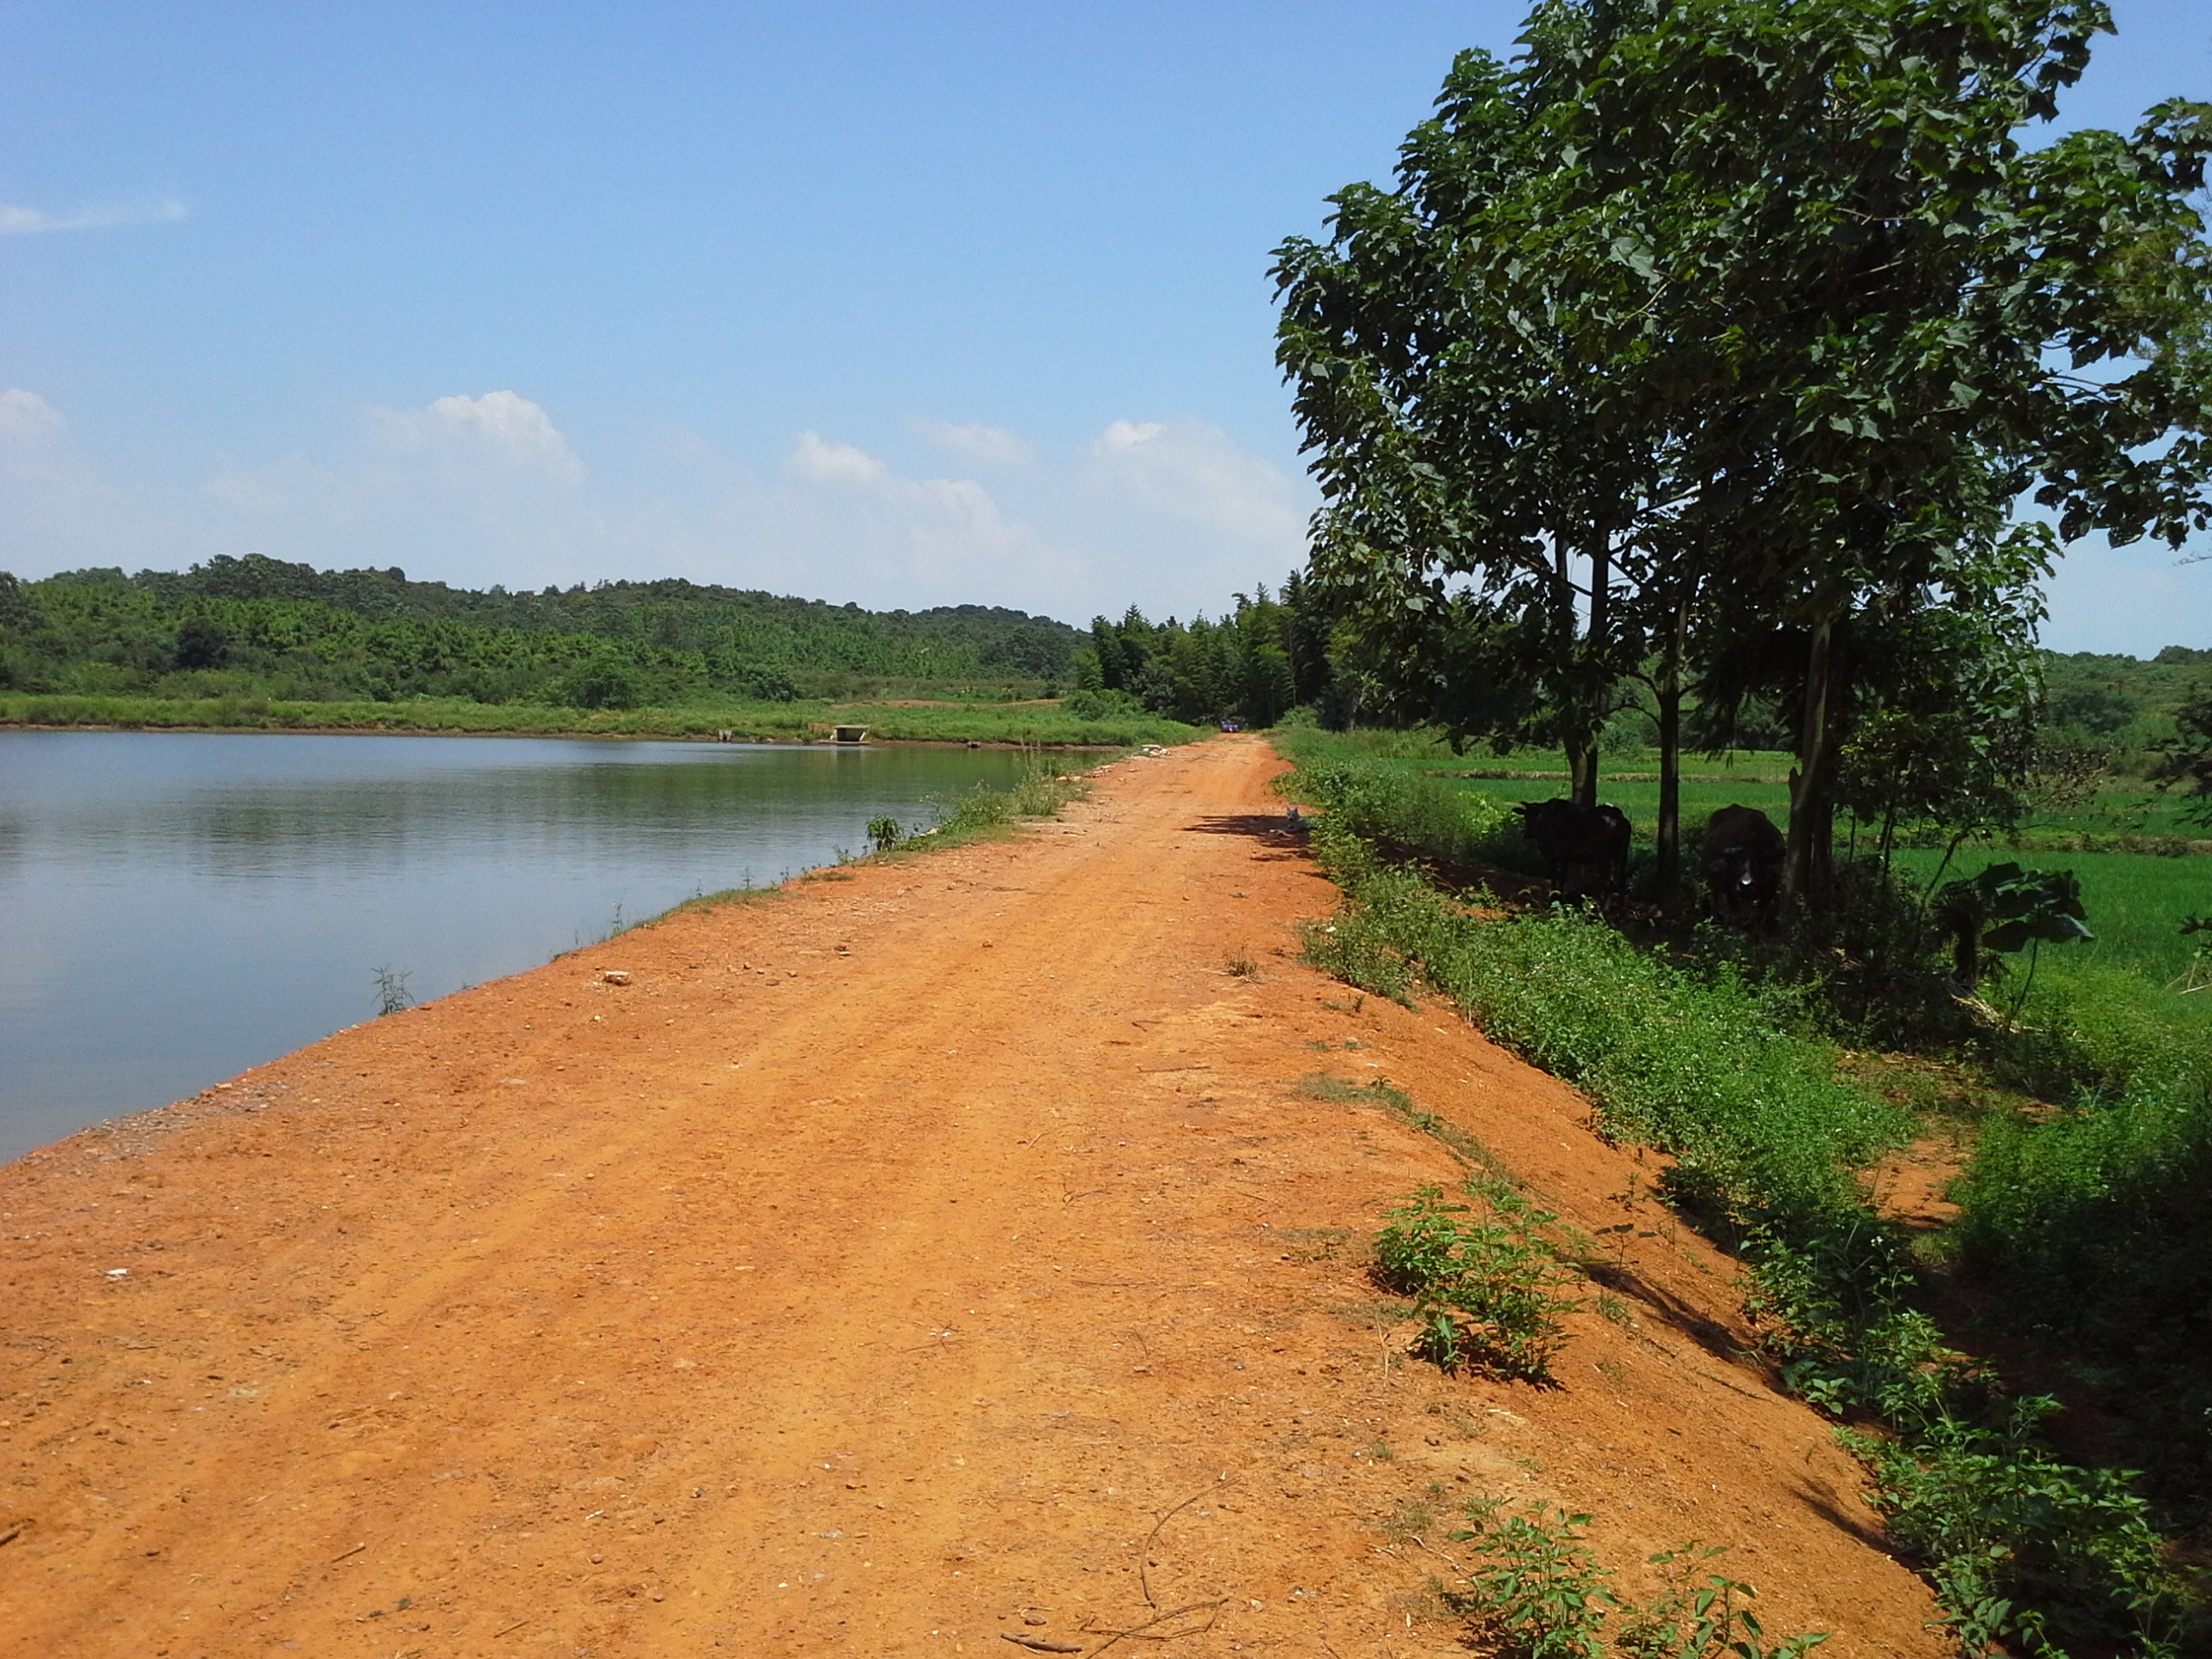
871,752,1096,858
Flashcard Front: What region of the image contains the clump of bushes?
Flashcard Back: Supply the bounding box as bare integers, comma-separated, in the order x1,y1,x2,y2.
1309,868,1905,1229
1845,1410,2189,1658
1375,1181,1582,1380
1948,962,2212,1522
926,755,1081,840
1062,688,1144,722
551,655,652,709
1275,729,1511,874
1445,1503,1831,1659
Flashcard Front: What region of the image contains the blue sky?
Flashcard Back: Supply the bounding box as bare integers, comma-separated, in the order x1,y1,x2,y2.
3,2,2208,650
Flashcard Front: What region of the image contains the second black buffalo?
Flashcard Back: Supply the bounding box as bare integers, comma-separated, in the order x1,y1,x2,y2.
1700,804,1786,923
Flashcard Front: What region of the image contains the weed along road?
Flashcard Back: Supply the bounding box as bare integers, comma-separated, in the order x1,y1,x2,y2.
0,736,1946,1657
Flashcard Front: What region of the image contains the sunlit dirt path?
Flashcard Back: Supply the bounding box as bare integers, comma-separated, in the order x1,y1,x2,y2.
0,735,1944,1657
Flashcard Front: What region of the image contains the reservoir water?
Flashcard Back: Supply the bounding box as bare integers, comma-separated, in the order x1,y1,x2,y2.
0,730,1031,1164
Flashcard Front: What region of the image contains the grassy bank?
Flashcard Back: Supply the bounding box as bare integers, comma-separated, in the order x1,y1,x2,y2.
1274,727,2201,1659
0,690,1201,748
639,753,1094,930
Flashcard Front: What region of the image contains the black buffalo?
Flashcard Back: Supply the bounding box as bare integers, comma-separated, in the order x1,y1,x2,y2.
1516,798,1632,902
1701,804,1786,922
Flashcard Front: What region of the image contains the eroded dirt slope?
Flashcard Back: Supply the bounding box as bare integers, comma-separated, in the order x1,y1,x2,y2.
0,735,1944,1657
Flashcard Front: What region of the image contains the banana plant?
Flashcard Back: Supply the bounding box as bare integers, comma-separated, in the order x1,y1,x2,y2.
1934,862,2094,999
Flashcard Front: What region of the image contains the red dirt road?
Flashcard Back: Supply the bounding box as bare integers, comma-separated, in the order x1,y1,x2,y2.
1,736,1944,1657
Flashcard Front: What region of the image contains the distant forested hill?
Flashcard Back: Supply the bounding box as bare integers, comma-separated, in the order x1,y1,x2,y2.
0,556,1083,708
2039,646,2212,766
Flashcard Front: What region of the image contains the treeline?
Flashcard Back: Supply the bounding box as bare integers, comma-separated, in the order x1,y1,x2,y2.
2041,648,2212,770
1067,570,2212,791
0,556,1084,709
1068,576,1342,728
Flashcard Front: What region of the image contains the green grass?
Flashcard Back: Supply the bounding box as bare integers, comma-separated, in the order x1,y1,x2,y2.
0,690,815,737
658,883,787,918
2011,775,2210,842
0,690,1201,747
825,699,1198,747
1888,847,2211,986
1278,728,2211,995
1306,873,1910,1226
1272,727,1516,868
1281,734,2201,1654
850,754,1091,855
1434,759,1796,830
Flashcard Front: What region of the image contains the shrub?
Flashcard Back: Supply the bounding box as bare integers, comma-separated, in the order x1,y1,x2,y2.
1615,1542,1831,1659
1375,1182,1582,1381
929,755,1080,840
1451,1503,1616,1659
1278,745,1509,870
1310,868,1907,1231
1446,1510,1829,1659
717,660,798,702
1846,1416,2190,1658
1063,688,1144,722
1736,1218,1992,1433
172,616,229,670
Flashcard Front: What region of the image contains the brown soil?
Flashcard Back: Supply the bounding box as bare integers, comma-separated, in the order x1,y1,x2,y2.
0,736,1947,1657
1866,1139,1966,1236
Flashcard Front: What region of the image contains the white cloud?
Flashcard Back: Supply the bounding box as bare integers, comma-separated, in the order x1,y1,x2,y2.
0,391,123,557
777,431,1083,603
369,390,586,484
785,431,1011,531
912,419,1033,468
786,430,892,488
0,388,67,438
0,199,189,235
1081,417,1309,549
1096,418,1166,452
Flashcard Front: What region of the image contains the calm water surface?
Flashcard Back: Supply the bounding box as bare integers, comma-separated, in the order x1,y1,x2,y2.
0,731,1028,1163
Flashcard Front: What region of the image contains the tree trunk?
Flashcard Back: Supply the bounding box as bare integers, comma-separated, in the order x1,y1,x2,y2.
1567,737,1596,805
1572,528,1612,810
1783,599,1844,907
1656,592,1687,903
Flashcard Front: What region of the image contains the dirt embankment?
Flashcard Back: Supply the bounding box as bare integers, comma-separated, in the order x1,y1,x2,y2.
0,736,1945,1657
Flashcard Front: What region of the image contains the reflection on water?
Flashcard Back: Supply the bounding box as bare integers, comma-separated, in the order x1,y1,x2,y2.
0,731,1027,1163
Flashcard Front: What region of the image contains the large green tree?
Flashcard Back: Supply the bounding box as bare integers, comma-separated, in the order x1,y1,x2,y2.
1585,0,2212,899
1275,37,1669,809
1276,0,2212,905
